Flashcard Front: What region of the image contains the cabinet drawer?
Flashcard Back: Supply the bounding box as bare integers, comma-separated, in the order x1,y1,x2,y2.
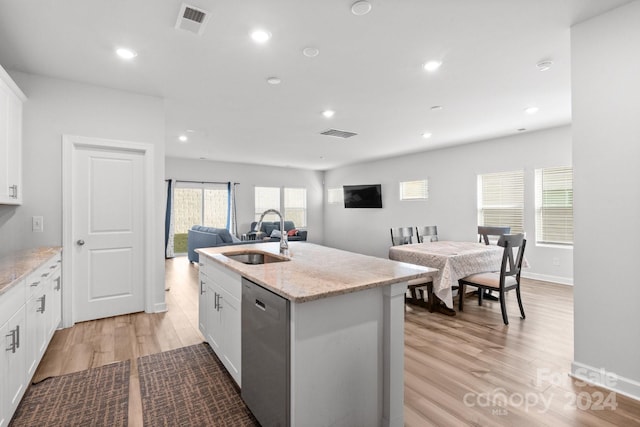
25,253,61,297
208,261,241,300
0,279,25,326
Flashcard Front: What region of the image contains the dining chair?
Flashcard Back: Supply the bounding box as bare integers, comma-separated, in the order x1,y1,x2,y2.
390,227,414,246
390,227,432,308
458,234,526,325
478,225,511,245
416,225,438,243
476,225,511,301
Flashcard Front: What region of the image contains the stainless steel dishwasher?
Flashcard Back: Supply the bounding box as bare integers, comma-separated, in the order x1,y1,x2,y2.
241,277,290,427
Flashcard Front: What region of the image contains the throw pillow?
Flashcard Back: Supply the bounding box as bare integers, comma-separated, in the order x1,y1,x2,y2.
270,229,282,238
263,223,278,236
287,228,298,236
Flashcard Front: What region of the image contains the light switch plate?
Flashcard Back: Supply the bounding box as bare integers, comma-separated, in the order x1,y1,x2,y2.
32,216,44,232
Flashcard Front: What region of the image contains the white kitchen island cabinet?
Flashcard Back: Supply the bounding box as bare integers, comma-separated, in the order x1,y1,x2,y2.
197,242,436,427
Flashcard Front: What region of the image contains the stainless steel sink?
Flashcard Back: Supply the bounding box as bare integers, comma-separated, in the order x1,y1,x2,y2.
223,251,289,265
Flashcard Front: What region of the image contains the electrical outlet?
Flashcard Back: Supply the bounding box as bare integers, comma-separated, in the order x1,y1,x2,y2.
32,216,44,232
552,257,560,266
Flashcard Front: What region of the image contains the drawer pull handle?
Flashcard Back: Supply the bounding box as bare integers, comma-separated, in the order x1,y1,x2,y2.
30,281,40,287
255,299,266,311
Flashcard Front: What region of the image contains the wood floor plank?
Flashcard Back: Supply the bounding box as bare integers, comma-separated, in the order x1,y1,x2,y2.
31,257,640,426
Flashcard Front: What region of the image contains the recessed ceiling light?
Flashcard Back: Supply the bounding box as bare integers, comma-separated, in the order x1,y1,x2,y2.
524,106,539,114
251,29,271,44
302,47,320,58
430,105,443,111
322,110,335,118
423,60,442,72
116,47,137,60
536,60,553,71
422,132,433,139
351,1,372,16
267,77,282,85
178,135,188,143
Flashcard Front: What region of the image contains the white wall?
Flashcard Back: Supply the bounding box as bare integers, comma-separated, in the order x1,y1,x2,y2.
572,1,640,399
324,125,573,284
165,157,324,243
0,72,166,310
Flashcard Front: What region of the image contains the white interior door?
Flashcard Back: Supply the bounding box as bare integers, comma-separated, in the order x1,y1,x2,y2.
71,143,145,322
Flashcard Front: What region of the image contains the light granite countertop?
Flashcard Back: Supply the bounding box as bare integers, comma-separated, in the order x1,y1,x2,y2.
197,242,437,302
0,246,62,295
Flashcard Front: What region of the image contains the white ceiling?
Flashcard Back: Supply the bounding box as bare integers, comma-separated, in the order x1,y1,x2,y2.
0,0,632,170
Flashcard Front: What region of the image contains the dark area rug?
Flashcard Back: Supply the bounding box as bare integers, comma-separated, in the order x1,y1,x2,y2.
137,343,258,426
9,360,130,427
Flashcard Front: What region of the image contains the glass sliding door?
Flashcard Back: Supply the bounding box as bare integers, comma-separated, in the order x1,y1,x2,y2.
174,182,229,253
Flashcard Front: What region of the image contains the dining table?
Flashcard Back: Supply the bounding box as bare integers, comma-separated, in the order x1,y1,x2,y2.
388,241,505,310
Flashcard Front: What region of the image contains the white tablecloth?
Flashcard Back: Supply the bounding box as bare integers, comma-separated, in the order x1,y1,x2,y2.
388,241,504,309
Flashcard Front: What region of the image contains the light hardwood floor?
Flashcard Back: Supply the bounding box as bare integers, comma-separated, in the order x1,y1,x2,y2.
34,257,640,426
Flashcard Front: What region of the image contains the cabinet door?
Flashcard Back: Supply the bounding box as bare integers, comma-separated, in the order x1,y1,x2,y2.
6,91,21,203
206,282,223,354
0,81,9,204
219,287,241,385
198,272,208,335
3,305,26,419
25,285,47,378
49,270,62,338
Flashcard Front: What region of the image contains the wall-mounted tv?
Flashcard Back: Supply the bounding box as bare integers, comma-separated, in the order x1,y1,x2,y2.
343,184,383,208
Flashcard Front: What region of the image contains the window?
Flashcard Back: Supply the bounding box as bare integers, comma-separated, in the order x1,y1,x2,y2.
327,187,344,204
400,179,428,201
535,166,573,245
285,188,307,227
255,186,307,227
254,186,280,221
477,170,524,234
173,182,229,253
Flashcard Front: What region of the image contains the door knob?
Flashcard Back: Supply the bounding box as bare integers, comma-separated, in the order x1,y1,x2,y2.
77,239,85,246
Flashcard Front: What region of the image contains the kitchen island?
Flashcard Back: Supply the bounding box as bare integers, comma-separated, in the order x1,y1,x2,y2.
197,242,436,427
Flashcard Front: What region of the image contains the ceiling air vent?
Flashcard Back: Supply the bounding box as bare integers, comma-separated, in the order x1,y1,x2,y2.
320,129,358,139
175,4,211,35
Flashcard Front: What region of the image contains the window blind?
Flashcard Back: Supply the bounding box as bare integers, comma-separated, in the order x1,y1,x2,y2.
400,179,428,200
285,188,307,227
478,170,524,234
535,166,573,245
254,186,280,221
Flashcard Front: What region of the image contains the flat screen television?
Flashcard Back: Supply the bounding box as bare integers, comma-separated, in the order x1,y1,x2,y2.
343,184,383,208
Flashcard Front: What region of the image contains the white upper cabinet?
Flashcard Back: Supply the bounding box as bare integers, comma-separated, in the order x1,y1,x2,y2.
0,65,26,205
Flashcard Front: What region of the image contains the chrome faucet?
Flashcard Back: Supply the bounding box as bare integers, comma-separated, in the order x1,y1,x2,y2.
254,209,289,255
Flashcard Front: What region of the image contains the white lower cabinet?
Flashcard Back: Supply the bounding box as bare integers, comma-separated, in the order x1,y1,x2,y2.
0,252,62,424
198,258,241,386
1,305,26,426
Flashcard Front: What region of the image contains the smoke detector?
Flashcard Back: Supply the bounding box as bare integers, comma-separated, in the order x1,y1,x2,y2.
175,4,211,35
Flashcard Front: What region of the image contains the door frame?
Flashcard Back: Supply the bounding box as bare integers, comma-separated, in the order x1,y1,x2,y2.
61,134,156,327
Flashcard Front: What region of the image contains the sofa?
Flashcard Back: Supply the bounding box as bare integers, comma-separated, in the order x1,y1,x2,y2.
248,221,308,242
187,223,307,263
187,226,245,263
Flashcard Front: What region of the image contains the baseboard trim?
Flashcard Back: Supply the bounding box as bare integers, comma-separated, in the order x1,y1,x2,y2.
521,272,573,286
152,302,167,313
571,361,640,402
